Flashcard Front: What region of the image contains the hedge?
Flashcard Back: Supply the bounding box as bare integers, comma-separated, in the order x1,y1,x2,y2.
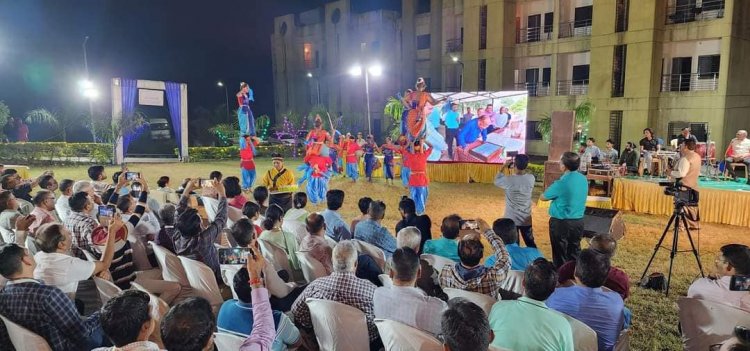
186,144,300,162
0,142,113,165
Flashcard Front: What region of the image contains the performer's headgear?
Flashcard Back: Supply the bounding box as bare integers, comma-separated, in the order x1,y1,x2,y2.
240,82,248,89
416,77,426,89
271,153,284,162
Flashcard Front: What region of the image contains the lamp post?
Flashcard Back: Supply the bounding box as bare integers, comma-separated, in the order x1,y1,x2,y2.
82,36,96,142
307,72,321,105
452,56,464,92
349,63,382,136
217,81,229,121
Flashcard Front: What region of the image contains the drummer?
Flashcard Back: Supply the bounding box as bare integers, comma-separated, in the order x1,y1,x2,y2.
261,153,296,212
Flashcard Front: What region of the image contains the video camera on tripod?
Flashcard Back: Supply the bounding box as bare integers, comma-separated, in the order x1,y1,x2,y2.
659,180,698,206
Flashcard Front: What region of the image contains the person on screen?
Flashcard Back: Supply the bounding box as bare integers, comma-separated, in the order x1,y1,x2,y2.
444,102,461,158
457,114,491,149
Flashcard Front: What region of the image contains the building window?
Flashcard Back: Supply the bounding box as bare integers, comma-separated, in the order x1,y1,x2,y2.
544,12,554,33
697,54,720,79
612,45,627,97
615,0,629,32
479,5,488,50
574,5,593,28
417,0,431,14
609,111,623,151
417,34,431,50
527,121,543,141
572,64,590,84
478,59,487,90
303,43,313,69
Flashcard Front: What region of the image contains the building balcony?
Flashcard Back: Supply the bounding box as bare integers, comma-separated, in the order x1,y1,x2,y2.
557,80,589,96
516,26,553,44
515,82,551,97
666,0,724,25
559,20,592,39
660,73,719,92
445,38,463,54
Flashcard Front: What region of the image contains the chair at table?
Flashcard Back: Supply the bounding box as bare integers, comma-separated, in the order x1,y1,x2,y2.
214,332,245,351
678,297,750,351
0,313,52,351
559,313,598,351
352,239,386,271
93,276,122,305
178,256,224,314
420,254,455,273
296,250,328,283
500,270,525,295
374,318,442,351
443,288,498,315
306,298,370,351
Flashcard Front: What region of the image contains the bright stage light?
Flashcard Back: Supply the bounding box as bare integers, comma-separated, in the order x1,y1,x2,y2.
368,64,382,77
83,88,99,99
348,65,362,77
307,72,313,78
79,80,94,89
452,56,459,62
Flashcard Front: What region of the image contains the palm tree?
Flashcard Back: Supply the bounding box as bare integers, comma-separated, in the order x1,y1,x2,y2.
24,108,80,142
383,96,404,139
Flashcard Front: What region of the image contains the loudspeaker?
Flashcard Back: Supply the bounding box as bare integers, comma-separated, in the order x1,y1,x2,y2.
583,207,625,240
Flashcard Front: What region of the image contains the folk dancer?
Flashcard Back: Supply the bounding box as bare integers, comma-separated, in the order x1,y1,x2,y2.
405,77,445,148
239,135,260,191
406,139,432,215
363,135,380,182
261,153,296,212
237,82,256,148
342,134,362,182
297,152,333,205
305,115,332,157
396,135,411,188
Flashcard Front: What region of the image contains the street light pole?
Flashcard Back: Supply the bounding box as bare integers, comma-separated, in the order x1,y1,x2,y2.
217,81,229,121
364,70,371,136
83,36,96,142
452,56,465,92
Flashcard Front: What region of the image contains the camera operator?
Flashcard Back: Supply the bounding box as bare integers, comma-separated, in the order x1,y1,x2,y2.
669,139,701,229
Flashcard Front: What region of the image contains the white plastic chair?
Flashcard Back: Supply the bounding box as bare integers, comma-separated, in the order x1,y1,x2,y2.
178,256,224,314
306,298,370,351
16,199,33,215
221,264,242,300
352,239,386,270
93,276,122,305
296,250,328,283
443,288,498,315
378,274,394,288
202,196,219,222
150,243,190,285
374,318,442,351
420,254,455,273
560,313,598,351
24,236,38,255
678,297,750,351
214,332,245,351
500,270,525,295
227,206,243,228
263,260,298,298
0,313,52,351
129,282,167,347
258,239,294,276
282,218,308,244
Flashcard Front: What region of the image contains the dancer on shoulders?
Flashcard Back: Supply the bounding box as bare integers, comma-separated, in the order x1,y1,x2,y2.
362,135,380,182
406,138,432,215
406,78,445,146
237,82,256,148
305,115,331,157
239,135,260,191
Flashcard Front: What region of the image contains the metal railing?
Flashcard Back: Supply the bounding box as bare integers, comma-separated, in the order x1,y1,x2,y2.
660,73,719,92
516,26,553,44
559,19,592,38
445,38,463,53
666,0,724,24
557,80,589,96
515,82,551,96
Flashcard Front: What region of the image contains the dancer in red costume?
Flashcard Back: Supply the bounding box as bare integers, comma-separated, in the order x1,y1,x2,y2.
405,78,445,146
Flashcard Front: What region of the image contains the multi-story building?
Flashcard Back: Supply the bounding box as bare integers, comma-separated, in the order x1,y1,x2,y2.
273,0,750,155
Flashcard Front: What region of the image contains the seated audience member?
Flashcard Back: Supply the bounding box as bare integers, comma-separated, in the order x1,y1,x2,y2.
395,196,432,252
489,258,574,350
252,186,270,217
558,234,630,300
164,243,275,351
72,180,104,216
259,204,301,273
291,240,381,349
0,243,109,350
620,142,640,174
38,174,59,192
374,247,446,335
63,191,100,258
155,204,177,253
546,249,624,351
156,175,179,204
88,165,109,196
174,178,227,284
439,218,511,300
688,243,750,310
34,222,118,297
440,297,495,351
2,169,52,202
350,196,372,233
224,176,248,209
94,290,159,351
397,226,446,300
602,139,619,164
284,192,309,223
218,265,302,350
55,179,75,222
354,200,397,258
117,194,160,270
0,190,22,243
485,218,543,270
29,190,58,235
320,189,352,241
201,170,223,198
725,130,750,182
423,214,461,262
130,181,162,216
242,201,263,236
299,213,333,274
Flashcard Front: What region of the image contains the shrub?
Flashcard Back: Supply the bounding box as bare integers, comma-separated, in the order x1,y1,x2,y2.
0,142,113,165
527,163,545,182
186,144,298,162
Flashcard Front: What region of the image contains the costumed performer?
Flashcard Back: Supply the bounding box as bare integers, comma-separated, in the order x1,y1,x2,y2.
342,134,362,182
396,135,411,188
239,134,260,191
380,136,398,185
305,114,332,157
329,129,343,174
398,89,414,135
236,82,256,148
297,150,333,205
261,153,296,212
406,138,432,215
405,77,445,147
362,135,380,182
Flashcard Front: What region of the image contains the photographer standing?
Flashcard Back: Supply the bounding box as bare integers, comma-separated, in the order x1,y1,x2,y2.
670,140,701,229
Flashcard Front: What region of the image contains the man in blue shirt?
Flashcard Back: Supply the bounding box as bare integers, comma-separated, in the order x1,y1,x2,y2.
320,190,351,241
354,200,397,259
541,152,588,267
443,102,461,158
423,214,461,262
546,249,625,351
485,218,543,270
457,114,491,149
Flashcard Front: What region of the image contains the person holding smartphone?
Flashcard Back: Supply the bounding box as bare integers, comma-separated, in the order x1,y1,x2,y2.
688,244,750,310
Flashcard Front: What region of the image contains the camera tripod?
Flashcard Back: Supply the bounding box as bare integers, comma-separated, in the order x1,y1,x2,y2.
640,200,705,296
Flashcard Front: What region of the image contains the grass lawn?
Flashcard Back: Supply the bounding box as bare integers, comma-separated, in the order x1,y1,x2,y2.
30,157,745,350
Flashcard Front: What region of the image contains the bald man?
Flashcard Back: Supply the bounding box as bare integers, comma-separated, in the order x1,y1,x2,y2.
726,130,750,183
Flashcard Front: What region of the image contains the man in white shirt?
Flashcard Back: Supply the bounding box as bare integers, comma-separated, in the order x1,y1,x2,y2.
33,220,120,297
373,247,446,335
688,243,750,310
670,140,702,229
726,129,750,183
54,179,75,223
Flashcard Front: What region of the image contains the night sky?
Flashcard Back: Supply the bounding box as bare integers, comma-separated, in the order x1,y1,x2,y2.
0,0,332,139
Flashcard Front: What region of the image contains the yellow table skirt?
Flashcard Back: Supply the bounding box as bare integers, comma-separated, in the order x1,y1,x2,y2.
612,178,750,227
357,155,402,178
425,163,503,183
537,196,613,209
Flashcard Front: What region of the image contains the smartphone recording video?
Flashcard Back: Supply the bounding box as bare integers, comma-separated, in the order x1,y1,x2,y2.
459,219,479,230
199,178,214,188
218,248,254,265
126,172,140,181
98,205,116,218
730,275,750,291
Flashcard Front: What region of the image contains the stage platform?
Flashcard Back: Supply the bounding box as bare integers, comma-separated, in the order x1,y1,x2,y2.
612,177,750,227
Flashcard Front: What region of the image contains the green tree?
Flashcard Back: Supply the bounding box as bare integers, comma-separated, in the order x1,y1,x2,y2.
0,101,10,139
383,96,404,139
24,108,81,142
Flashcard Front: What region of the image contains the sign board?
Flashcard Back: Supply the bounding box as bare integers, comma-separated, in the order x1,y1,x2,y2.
138,89,164,107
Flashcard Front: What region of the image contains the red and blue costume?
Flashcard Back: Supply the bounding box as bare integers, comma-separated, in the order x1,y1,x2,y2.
240,137,260,190
406,145,432,214
298,154,333,204
237,90,255,148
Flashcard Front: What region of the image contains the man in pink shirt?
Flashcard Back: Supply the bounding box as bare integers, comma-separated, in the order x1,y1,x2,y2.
688,243,750,311
29,190,57,235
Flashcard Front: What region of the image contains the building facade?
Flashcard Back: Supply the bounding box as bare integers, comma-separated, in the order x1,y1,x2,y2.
273,0,750,155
